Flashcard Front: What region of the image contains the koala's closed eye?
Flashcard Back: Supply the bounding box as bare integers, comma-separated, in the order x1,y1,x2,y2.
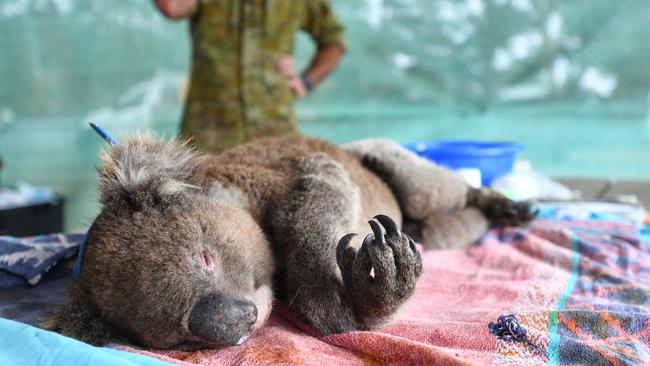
201,249,214,272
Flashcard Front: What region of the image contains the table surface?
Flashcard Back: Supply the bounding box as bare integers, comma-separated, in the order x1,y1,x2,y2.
558,179,650,209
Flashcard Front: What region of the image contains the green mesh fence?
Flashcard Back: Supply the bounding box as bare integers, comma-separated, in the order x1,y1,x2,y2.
1,0,649,230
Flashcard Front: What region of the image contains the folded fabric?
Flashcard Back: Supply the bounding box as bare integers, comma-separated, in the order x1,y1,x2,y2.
0,232,83,289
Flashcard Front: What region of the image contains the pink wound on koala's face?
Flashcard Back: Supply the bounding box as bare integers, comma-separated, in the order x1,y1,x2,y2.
202,249,215,272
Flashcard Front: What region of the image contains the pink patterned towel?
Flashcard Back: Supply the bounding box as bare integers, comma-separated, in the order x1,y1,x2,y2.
115,219,650,365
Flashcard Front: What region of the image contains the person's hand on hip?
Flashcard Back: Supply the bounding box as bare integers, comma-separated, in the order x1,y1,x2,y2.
277,55,308,98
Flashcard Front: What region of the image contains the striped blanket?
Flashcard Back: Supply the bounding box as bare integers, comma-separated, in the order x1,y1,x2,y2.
0,204,648,365
115,217,650,365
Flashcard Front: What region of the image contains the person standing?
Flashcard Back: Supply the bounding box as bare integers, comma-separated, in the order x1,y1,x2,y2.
154,0,347,152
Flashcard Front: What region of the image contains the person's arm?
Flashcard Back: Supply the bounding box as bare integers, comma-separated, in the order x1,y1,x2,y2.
303,45,345,89
277,46,345,97
278,0,347,97
153,0,199,20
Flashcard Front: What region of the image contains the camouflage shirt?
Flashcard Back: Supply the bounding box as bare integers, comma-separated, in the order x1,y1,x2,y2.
181,0,346,152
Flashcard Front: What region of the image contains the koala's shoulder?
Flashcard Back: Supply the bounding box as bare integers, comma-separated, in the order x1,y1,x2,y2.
199,135,355,204
206,136,346,177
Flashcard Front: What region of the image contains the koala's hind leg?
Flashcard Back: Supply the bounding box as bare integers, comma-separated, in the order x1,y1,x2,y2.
273,153,421,335
403,207,488,249
342,139,535,228
342,138,469,220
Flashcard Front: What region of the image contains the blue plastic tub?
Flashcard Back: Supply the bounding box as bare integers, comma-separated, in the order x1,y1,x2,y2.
403,140,525,186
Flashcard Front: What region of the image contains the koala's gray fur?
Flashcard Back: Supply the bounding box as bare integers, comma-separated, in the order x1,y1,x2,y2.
44,134,533,349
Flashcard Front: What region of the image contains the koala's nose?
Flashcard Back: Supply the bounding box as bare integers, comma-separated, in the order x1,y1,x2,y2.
188,293,258,346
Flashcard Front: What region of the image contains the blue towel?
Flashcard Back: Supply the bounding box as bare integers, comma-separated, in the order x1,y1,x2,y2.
0,318,174,366
0,232,83,289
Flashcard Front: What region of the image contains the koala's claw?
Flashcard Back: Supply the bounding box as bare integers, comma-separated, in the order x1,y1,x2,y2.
337,233,357,249
336,233,358,272
368,215,420,271
373,214,401,238
368,220,385,243
336,215,422,323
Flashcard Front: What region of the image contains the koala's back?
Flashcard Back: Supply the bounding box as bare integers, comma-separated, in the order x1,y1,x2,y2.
199,135,401,228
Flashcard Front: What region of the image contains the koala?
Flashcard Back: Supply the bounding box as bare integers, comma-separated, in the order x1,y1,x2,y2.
44,134,533,350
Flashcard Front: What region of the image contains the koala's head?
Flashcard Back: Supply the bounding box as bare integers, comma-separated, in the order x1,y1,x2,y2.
49,135,275,349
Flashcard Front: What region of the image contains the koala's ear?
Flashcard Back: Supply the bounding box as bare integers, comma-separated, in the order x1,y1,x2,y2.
97,134,206,210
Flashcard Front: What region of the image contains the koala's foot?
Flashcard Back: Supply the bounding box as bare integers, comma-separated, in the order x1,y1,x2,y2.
336,214,422,328
468,188,537,227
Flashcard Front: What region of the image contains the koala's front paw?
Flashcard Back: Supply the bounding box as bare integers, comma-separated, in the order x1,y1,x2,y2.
336,215,422,325
469,188,537,227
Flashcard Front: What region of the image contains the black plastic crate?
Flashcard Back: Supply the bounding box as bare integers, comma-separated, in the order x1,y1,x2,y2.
0,197,64,236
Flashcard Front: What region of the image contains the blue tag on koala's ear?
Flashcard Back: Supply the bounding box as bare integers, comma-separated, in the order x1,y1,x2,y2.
73,122,117,279
90,122,119,145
